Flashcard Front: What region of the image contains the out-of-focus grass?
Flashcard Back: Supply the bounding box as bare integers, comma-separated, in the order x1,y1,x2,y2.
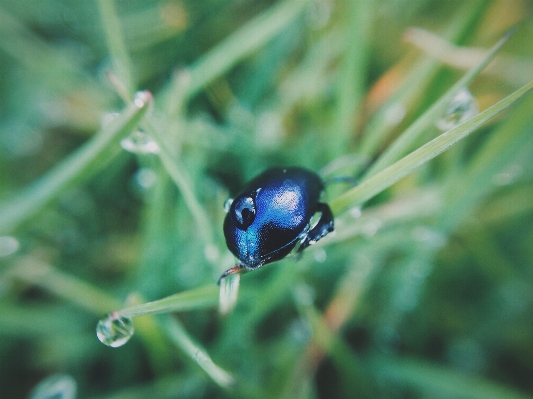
1,1,533,398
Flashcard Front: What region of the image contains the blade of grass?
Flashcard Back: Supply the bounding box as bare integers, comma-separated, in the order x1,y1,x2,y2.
162,315,235,388
374,355,533,399
365,29,514,178
97,0,134,99
330,78,533,215
437,87,533,232
297,301,374,397
6,257,122,314
329,0,371,159
143,122,216,261
358,0,491,158
0,92,151,235
118,285,219,318
164,0,311,113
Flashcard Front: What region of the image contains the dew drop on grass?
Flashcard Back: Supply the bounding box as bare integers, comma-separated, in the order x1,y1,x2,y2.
29,374,77,399
134,167,158,190
120,130,160,154
436,88,479,131
133,90,152,108
0,236,20,257
96,312,134,347
223,198,233,212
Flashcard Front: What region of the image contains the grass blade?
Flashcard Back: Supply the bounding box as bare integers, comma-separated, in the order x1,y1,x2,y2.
0,92,151,234
330,78,533,214
365,29,514,177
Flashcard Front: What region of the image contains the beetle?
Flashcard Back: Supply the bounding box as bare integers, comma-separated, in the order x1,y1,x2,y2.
219,167,334,282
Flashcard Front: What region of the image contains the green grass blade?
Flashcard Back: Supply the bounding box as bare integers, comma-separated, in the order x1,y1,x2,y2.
0,93,151,235
6,257,122,315
330,79,533,215
118,285,219,318
143,122,216,258
97,0,134,98
166,0,310,108
437,85,533,232
375,356,533,399
329,0,371,159
162,316,235,388
365,29,514,178
357,0,491,158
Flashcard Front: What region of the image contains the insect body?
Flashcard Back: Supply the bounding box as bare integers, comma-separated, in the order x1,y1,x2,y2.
220,167,334,281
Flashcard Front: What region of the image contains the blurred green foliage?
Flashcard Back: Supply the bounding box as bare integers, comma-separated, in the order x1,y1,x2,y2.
1,0,533,398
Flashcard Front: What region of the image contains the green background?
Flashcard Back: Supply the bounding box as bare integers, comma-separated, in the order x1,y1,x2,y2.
1,0,533,398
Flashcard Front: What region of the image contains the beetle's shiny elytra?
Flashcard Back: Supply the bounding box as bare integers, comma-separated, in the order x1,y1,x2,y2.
220,167,334,282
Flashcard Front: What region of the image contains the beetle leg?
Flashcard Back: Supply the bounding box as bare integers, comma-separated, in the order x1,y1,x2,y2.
298,202,334,251
217,264,247,285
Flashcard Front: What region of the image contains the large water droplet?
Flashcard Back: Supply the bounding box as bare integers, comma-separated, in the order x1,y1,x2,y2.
96,312,134,347
28,374,77,399
120,130,160,154
436,88,479,131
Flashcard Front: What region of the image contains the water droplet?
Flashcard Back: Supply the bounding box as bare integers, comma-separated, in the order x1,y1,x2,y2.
133,90,152,108
134,167,158,190
96,312,134,347
100,112,119,128
384,103,407,126
492,164,523,186
289,318,312,343
223,198,233,212
0,236,20,257
306,0,332,30
255,111,283,148
204,244,219,263
349,206,362,218
313,248,327,263
436,88,479,131
412,226,447,249
120,130,160,154
293,283,315,306
29,374,77,399
362,218,382,237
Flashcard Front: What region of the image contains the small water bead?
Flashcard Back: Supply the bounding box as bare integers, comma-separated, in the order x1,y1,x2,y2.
293,283,315,306
100,112,119,128
120,130,160,154
313,248,327,263
28,374,77,399
306,0,332,30
492,164,523,186
436,88,479,131
349,206,362,219
384,103,407,127
0,236,20,257
133,90,152,108
134,167,158,190
223,198,233,213
96,312,134,347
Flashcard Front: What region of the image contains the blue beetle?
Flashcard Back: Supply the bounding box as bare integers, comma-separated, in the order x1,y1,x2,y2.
219,167,334,281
